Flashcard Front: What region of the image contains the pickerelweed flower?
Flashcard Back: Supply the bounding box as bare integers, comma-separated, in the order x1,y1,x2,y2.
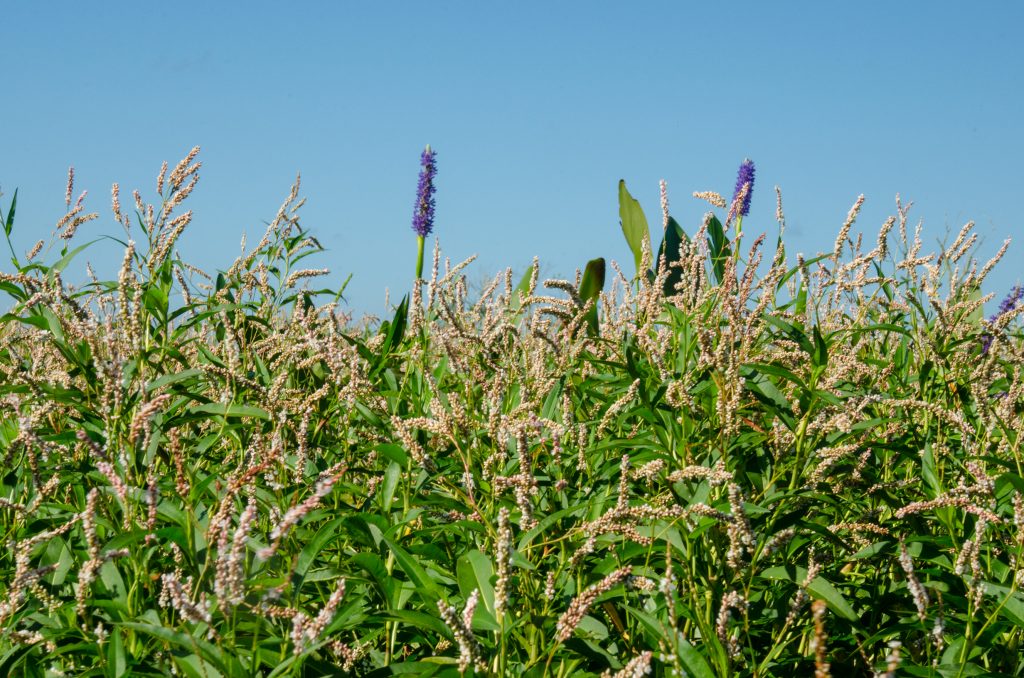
412,145,437,238
411,145,437,280
732,158,755,218
981,283,1024,353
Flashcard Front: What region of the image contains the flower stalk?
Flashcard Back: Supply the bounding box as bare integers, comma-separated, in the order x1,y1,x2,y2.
411,145,437,280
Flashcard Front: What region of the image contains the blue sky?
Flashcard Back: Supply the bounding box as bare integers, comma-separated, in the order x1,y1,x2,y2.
3,2,1022,316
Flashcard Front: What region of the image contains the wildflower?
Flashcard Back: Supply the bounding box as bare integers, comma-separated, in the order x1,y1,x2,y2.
494,508,512,617
716,590,747,659
732,159,756,218
602,651,653,678
659,179,669,231
411,145,437,280
898,541,929,620
556,567,631,642
159,571,212,627
412,145,437,238
258,475,340,559
292,579,346,654
811,599,831,678
438,591,487,672
215,500,258,606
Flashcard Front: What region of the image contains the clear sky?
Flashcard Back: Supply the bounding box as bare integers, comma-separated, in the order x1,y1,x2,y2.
3,2,1022,317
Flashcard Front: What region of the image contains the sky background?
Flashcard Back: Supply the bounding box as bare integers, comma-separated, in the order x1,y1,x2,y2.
3,2,1022,318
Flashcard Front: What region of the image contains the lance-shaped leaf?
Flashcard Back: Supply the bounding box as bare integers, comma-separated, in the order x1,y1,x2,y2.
579,257,605,337
706,213,731,285
619,180,651,278
657,216,688,296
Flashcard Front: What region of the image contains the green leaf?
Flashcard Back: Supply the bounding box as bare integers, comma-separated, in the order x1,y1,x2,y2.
187,403,270,420
922,442,941,500
107,626,127,677
658,216,688,296
812,326,828,368
966,283,984,329
294,517,346,587
352,552,398,608
456,550,496,615
382,295,408,355
618,180,651,277
677,636,717,678
977,579,1024,629
759,566,858,621
120,622,238,675
707,213,731,285
578,257,605,337
379,534,441,601
762,314,814,357
510,263,535,313
174,654,225,678
624,604,715,678
3,189,16,237
51,239,101,274
375,443,410,466
145,368,204,393
381,461,402,512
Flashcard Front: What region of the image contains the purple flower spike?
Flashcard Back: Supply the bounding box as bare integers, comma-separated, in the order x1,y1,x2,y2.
412,145,437,238
732,159,756,217
981,283,1024,354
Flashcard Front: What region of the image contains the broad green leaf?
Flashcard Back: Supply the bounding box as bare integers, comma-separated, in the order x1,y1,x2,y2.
381,461,402,512
107,626,127,678
618,179,651,277
456,550,496,615
977,579,1024,629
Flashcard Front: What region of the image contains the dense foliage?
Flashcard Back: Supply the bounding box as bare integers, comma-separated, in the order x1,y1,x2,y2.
0,150,1022,677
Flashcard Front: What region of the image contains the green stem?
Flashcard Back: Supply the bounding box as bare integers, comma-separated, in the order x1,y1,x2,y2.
734,215,743,264
415,235,425,281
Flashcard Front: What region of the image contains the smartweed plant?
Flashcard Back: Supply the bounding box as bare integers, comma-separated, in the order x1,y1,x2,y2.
0,149,1021,677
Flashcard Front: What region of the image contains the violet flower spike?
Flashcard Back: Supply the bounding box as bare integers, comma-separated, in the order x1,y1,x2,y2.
412,146,437,238
732,158,755,218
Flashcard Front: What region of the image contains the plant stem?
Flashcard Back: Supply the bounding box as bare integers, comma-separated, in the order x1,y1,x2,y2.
415,235,425,281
